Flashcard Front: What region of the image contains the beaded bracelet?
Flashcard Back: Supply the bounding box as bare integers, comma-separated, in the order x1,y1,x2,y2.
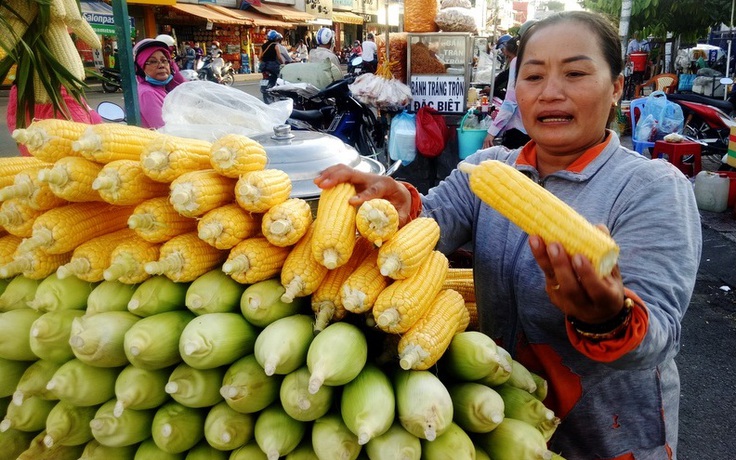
567,297,634,341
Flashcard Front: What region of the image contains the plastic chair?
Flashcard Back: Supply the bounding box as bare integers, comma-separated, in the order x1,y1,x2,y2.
634,73,678,98
629,97,655,155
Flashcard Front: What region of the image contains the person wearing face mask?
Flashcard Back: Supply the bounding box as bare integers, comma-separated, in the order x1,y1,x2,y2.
133,38,185,129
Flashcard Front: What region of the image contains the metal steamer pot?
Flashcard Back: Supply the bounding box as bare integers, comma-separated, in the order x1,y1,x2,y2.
251,124,386,207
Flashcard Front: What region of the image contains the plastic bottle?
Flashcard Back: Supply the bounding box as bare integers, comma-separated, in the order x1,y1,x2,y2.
467,87,478,108
694,171,730,212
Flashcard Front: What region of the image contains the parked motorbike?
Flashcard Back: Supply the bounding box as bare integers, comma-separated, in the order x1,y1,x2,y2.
346,54,363,76
100,67,121,93
197,56,235,86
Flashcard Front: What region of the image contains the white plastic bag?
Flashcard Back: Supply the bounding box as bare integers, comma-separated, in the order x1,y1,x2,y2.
388,111,417,165
160,80,293,141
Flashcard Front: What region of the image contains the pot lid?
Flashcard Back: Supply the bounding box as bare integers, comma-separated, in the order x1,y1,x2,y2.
252,125,385,198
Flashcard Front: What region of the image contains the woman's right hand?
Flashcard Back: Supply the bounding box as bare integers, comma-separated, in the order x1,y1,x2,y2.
482,134,495,149
314,164,414,226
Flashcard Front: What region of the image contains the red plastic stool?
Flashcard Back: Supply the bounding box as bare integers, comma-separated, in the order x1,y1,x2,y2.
651,140,702,177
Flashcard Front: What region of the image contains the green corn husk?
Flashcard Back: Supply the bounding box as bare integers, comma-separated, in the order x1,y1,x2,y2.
229,440,268,460
184,440,229,460
448,382,505,434
26,274,97,312
0,277,11,298
134,438,186,460
420,422,475,460
240,278,308,327
530,372,549,401
16,430,86,460
474,444,492,460
220,354,281,414
505,359,538,394
12,359,62,405
69,311,140,367
45,359,119,406
285,438,319,459
0,276,41,312
440,331,511,382
306,322,367,394
474,418,554,460
127,276,189,317
124,310,195,370
165,363,226,408
0,428,37,459
476,345,514,387
29,310,85,363
1,395,56,432
394,370,453,442
255,404,307,460
0,396,9,416
114,365,172,417
42,400,97,448
185,268,246,315
311,412,360,460
90,400,155,447
494,384,560,441
341,363,394,445
279,366,334,422
255,314,314,376
0,308,42,361
204,401,255,451
179,312,258,370
151,401,206,454
0,357,33,398
80,439,139,459
364,421,421,460
86,281,139,316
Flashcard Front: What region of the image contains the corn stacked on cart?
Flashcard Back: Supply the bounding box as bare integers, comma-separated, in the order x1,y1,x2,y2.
0,120,566,460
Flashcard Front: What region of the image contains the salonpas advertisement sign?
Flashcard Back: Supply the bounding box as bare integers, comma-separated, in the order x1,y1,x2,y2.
81,1,136,36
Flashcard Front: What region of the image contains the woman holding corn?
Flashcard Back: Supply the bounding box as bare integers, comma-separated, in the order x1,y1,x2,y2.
315,11,701,459
133,38,186,129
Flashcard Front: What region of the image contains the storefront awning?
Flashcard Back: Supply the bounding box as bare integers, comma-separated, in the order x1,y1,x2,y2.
80,1,135,35
205,4,294,28
250,2,315,23
332,11,363,25
170,3,250,25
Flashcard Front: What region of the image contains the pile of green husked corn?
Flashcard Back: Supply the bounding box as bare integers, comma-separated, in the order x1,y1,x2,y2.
0,269,565,460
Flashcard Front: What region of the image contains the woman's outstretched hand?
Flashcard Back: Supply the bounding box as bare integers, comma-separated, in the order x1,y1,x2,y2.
314,164,414,226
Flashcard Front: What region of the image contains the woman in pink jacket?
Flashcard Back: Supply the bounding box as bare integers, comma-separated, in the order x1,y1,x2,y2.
132,38,185,129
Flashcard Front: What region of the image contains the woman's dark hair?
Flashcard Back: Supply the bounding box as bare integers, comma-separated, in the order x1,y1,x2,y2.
503,37,518,56
516,11,623,82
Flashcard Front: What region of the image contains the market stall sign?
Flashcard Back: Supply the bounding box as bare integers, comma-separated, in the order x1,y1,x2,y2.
81,1,135,36
435,35,466,66
410,75,465,113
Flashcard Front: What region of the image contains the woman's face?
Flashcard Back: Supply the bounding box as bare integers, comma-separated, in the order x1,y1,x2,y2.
143,50,171,81
516,21,623,157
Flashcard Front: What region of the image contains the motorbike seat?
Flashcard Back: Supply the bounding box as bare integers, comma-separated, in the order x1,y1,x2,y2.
290,109,327,123
667,93,734,115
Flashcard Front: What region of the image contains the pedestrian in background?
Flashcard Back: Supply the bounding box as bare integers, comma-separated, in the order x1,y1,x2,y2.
361,33,377,74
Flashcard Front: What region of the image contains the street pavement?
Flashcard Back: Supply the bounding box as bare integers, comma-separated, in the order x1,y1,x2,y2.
0,83,734,458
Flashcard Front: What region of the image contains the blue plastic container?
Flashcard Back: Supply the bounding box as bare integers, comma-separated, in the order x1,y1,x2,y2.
457,110,488,159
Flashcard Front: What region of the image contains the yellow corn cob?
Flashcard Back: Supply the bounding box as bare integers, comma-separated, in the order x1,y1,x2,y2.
72,124,159,164
372,250,449,334
144,232,228,282
0,248,73,279
234,169,292,213
356,198,399,247
209,133,268,178
18,202,136,254
32,69,51,104
0,157,50,188
261,198,312,247
377,217,440,280
0,199,46,237
340,250,390,314
168,169,237,218
311,183,357,269
140,134,213,183
37,156,104,202
0,0,38,61
280,223,329,303
11,119,88,161
103,236,161,284
92,160,170,206
56,228,138,282
197,203,261,250
443,268,475,303
0,166,66,210
465,302,479,331
127,196,198,243
398,289,470,370
221,236,291,284
459,160,620,277
0,234,23,266
44,19,85,81
59,0,101,49
49,0,66,18
311,237,374,332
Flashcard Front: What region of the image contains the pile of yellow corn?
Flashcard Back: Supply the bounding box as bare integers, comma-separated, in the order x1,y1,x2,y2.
0,120,564,459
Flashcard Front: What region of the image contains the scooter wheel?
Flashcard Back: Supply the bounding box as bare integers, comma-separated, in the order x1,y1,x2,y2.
101,82,119,93
222,75,234,86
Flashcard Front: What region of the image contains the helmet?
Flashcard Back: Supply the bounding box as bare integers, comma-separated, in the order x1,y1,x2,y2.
315,28,333,46
496,34,512,49
155,34,175,47
132,38,171,75
211,40,220,48
266,30,281,41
